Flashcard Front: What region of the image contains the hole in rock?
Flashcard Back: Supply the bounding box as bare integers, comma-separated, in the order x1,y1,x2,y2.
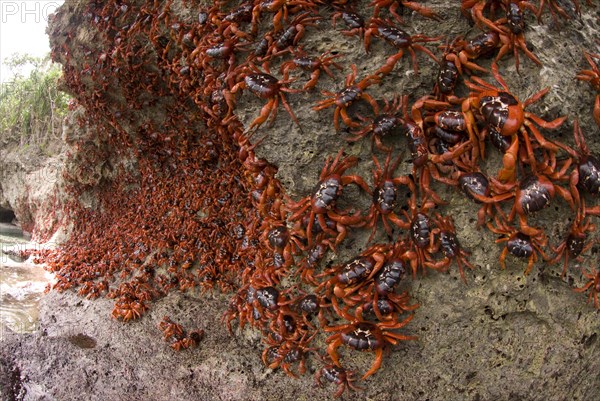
0,207,16,224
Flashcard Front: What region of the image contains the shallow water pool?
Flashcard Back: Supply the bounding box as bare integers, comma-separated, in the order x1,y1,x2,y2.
0,224,53,335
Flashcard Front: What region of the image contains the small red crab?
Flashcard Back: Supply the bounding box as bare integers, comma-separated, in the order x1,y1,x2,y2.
250,0,322,34
259,219,305,268
268,12,321,57
364,152,416,241
433,40,461,101
262,341,314,378
331,9,366,38
223,285,262,332
479,3,543,71
158,316,184,341
170,329,204,351
574,266,600,309
325,312,416,379
345,95,404,151
400,196,443,277
315,363,363,398
280,47,342,90
456,171,513,227
537,0,586,24
462,64,568,180
428,213,475,282
487,214,549,275
549,201,596,277
363,18,440,75
111,298,147,321
575,51,600,128
445,32,501,75
286,149,370,246
489,172,576,237
564,119,600,208
422,104,475,161
320,244,389,300
228,65,302,132
312,64,380,131
370,0,441,22
392,96,471,207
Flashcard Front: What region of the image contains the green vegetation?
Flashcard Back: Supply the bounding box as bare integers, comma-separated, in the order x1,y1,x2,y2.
0,53,70,148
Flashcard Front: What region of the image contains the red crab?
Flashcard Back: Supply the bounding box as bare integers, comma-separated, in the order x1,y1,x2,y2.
345,95,404,152
574,266,600,309
158,316,184,341
331,9,366,39
228,65,302,132
370,0,441,22
259,218,305,268
315,363,363,398
476,3,543,71
549,201,596,277
489,172,576,237
575,51,600,128
537,0,587,24
262,341,314,378
487,214,550,275
363,18,440,75
325,311,416,379
428,213,476,282
445,32,501,75
456,171,514,227
111,298,148,321
250,0,322,34
399,195,443,277
563,119,600,212
286,149,370,246
280,47,342,90
319,244,389,300
312,64,380,131
364,152,416,241
462,64,569,180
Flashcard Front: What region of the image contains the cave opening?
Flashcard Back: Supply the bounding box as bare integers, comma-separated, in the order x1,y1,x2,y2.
0,207,16,224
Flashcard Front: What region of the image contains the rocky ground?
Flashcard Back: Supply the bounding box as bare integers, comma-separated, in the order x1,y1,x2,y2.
0,270,597,401
1,0,599,400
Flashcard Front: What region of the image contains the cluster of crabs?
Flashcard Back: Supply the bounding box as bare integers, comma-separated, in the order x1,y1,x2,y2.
221,0,600,395
39,0,600,398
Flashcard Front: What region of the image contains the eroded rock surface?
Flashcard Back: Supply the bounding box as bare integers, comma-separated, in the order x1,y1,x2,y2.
1,1,599,400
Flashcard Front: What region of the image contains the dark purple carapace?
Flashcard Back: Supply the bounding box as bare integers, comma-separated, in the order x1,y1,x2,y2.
459,172,489,202
377,25,412,48
336,85,362,107
313,177,343,211
372,114,400,139
518,175,551,214
375,259,407,295
336,256,377,285
436,59,459,95
244,73,279,98
479,91,519,131
506,3,525,34
411,212,433,248
297,294,319,315
507,233,533,258
439,230,460,258
578,154,600,195
341,323,382,351
267,226,289,249
338,11,364,29
256,286,279,310
373,181,398,214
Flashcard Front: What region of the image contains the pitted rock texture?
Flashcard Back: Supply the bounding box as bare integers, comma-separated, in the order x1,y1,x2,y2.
1,1,599,401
